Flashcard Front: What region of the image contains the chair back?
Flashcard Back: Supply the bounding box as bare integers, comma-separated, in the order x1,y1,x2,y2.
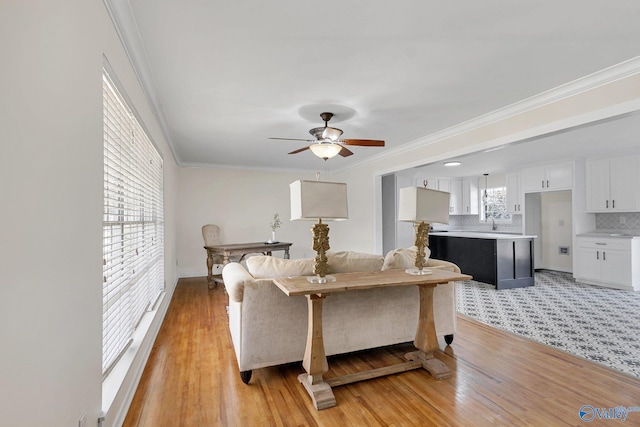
202,224,221,247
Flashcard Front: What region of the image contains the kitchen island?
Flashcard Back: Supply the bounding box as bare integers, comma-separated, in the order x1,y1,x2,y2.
429,231,536,290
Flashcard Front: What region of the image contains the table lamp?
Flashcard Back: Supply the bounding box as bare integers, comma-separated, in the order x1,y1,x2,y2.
398,186,450,275
290,179,348,283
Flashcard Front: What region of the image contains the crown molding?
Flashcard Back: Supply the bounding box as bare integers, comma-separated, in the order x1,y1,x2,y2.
103,0,183,165
337,56,640,175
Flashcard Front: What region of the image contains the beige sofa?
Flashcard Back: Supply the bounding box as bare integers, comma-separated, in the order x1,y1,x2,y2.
222,248,461,383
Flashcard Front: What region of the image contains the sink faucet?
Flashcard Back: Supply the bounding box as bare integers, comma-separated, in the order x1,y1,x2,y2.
490,217,497,231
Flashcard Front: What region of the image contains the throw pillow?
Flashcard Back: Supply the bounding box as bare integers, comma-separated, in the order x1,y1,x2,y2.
382,246,431,270
327,251,385,273
246,256,314,279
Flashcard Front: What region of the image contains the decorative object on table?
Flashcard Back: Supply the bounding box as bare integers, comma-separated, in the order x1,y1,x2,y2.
398,186,450,275
269,112,385,160
267,213,282,243
290,179,348,282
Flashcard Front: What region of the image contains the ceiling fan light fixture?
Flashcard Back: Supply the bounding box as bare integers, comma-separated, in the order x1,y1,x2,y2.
322,127,343,141
310,143,342,160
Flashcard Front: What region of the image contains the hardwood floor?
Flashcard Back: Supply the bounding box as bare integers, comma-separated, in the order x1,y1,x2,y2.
124,277,640,426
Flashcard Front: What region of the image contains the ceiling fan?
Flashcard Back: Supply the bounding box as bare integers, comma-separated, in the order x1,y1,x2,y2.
269,112,385,160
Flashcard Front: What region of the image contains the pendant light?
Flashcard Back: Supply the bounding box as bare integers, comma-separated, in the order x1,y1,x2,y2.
483,173,489,222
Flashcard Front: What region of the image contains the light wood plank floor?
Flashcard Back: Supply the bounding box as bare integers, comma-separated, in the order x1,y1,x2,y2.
124,277,640,426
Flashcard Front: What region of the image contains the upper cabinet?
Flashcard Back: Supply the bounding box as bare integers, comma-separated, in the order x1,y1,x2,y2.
506,173,523,213
521,162,573,192
462,178,479,215
438,179,462,214
414,176,477,215
586,156,640,212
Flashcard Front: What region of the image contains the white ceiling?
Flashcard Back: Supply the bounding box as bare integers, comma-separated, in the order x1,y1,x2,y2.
112,1,640,172
410,113,640,178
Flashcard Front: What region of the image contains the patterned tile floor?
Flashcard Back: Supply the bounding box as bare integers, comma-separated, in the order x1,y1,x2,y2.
456,270,640,378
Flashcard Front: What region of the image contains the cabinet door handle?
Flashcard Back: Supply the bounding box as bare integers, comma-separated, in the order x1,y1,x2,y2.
603,251,606,261
596,251,599,260
546,179,549,188
514,204,517,211
606,200,609,208
541,180,545,188
518,204,521,211
613,200,615,209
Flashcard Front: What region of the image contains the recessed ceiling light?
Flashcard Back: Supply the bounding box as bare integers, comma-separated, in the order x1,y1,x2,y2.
444,161,462,167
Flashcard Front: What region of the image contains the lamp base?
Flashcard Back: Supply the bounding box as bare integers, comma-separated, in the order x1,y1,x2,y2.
307,275,337,283
405,268,432,275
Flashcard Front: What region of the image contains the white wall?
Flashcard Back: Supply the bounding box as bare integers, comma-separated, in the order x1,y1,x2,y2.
541,191,573,272
0,2,178,426
178,168,327,276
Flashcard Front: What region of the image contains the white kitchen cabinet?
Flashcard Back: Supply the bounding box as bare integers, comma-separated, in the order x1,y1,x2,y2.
586,156,639,212
506,173,523,213
438,179,462,214
574,236,639,291
522,162,573,192
461,178,479,215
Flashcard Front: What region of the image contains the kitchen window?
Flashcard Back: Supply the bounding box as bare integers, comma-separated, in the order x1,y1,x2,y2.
481,186,511,222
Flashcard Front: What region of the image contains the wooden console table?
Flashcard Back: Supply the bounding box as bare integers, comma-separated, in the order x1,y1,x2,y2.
204,241,292,289
273,268,472,410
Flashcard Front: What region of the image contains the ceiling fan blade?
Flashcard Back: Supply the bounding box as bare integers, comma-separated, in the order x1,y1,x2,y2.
342,139,385,147
338,146,354,157
269,137,315,142
288,146,311,155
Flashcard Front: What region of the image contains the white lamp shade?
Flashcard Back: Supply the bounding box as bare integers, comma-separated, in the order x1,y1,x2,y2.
290,180,348,221
398,187,450,224
309,143,342,159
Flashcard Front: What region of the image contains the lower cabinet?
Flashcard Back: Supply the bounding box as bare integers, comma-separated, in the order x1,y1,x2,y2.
429,235,534,290
574,237,639,291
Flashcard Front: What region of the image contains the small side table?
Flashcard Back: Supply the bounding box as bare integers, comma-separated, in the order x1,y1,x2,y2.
204,241,292,289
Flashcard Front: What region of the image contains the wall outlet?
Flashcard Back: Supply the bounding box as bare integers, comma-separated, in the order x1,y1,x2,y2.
212,264,223,275
620,216,627,224
559,246,570,255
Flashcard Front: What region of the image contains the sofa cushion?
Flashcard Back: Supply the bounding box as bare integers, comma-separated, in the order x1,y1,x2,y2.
382,246,431,270
246,256,314,279
327,251,384,273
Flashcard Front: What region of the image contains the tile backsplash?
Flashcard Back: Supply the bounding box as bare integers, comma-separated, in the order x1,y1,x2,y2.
596,212,640,230
442,214,523,232
439,213,640,233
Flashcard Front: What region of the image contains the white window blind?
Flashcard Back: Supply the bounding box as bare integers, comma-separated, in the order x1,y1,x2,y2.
102,70,164,375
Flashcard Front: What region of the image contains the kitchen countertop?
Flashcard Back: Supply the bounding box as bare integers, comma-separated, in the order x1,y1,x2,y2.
430,230,537,240
577,230,640,239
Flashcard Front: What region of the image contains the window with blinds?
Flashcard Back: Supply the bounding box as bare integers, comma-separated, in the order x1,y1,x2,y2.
102,70,164,376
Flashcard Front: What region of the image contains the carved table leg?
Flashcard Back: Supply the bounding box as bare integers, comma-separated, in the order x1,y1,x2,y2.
405,284,451,380
206,249,215,290
298,294,336,410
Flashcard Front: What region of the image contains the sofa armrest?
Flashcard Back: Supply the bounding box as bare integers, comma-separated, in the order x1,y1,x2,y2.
222,262,259,303
426,258,461,274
